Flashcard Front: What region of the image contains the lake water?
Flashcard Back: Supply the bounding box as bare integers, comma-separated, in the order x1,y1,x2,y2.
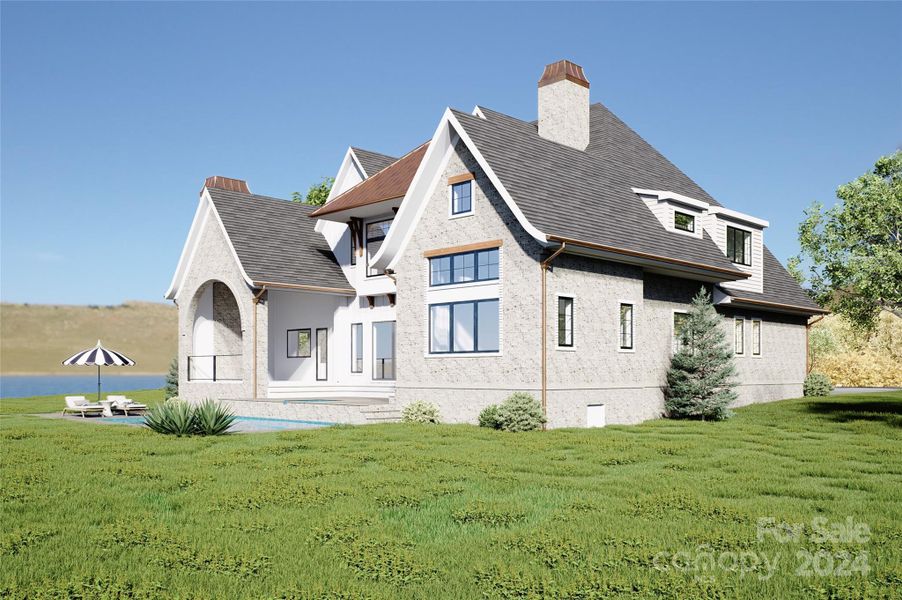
0,374,164,399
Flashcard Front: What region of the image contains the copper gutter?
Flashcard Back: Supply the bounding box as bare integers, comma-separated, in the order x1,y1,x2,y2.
252,281,355,296
541,242,567,429
728,296,830,315
546,235,750,280
252,286,267,399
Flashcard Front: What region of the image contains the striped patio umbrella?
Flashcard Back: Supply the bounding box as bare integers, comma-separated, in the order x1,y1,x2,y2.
62,340,135,402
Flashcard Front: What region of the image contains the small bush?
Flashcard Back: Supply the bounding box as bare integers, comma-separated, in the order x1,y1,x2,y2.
194,399,237,435
478,404,501,429
143,398,235,436
480,393,545,432
804,372,834,397
401,401,440,424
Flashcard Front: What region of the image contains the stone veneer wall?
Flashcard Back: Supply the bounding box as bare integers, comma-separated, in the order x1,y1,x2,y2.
394,139,808,427
177,205,268,401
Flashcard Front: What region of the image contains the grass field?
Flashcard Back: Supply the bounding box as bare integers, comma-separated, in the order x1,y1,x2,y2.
0,302,176,374
2,392,900,599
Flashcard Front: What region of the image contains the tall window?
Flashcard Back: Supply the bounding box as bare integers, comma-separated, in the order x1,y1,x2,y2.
350,323,363,373
373,321,395,380
673,313,690,354
366,219,392,276
752,320,761,356
316,328,328,381
429,248,499,286
619,303,634,350
734,318,745,355
674,211,695,232
350,230,357,266
429,299,499,353
558,297,574,347
451,181,472,215
727,226,752,266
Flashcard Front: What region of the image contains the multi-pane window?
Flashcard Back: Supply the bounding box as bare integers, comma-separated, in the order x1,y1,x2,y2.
674,211,695,232
672,313,690,354
727,226,752,266
287,329,311,358
366,219,393,276
558,297,574,347
619,303,633,350
350,323,363,373
429,299,499,353
429,248,499,286
373,321,395,380
734,318,745,355
752,320,761,356
451,181,472,215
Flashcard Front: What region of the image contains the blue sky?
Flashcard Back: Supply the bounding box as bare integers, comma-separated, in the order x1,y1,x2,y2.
2,1,899,305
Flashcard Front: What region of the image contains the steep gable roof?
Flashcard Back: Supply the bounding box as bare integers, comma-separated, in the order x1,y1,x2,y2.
208,188,352,292
351,147,397,177
721,247,825,313
452,107,743,276
310,142,429,218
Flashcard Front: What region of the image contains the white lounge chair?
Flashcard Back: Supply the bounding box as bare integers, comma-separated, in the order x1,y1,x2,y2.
62,396,103,417
109,395,148,416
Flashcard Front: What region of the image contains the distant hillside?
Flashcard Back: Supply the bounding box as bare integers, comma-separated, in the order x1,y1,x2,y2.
0,302,177,374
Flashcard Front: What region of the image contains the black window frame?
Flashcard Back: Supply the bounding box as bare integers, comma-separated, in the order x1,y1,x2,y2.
365,218,393,277
558,296,574,348
619,303,634,350
315,328,328,381
287,328,311,358
674,211,695,233
428,298,500,354
734,318,745,355
672,312,690,354
752,319,762,356
372,320,396,381
726,226,752,266
451,180,473,215
350,322,363,373
429,247,499,287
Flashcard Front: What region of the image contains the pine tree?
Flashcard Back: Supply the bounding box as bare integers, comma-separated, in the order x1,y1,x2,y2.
164,357,179,399
664,288,737,420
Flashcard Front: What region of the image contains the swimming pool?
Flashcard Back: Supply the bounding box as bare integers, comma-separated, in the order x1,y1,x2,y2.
101,415,335,433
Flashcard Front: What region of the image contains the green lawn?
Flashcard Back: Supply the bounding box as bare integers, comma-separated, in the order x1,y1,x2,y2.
1,392,900,599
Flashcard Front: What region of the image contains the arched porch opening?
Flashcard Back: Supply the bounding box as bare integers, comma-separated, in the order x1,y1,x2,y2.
188,280,243,381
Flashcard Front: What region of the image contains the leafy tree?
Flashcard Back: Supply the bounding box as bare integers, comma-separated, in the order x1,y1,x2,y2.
794,151,902,331
292,176,334,206
164,357,178,399
664,288,737,421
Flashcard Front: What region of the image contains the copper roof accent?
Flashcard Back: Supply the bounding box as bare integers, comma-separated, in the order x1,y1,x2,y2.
202,176,250,195
538,60,590,89
310,142,429,218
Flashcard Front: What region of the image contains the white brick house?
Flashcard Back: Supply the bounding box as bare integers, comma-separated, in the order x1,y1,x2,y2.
165,60,826,427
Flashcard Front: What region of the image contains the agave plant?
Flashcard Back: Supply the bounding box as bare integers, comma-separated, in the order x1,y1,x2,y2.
143,398,196,436
193,398,236,435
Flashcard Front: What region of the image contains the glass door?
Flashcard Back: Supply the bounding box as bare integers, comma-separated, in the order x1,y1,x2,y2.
372,321,395,380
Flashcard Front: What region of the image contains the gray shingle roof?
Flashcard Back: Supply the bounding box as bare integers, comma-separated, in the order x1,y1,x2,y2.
454,104,822,313
351,147,397,178
208,188,351,291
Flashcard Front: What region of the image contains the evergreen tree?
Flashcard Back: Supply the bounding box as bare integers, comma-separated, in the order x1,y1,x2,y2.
664,288,737,420
164,357,179,399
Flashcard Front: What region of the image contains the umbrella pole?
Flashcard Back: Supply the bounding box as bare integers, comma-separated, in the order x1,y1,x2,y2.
97,365,101,403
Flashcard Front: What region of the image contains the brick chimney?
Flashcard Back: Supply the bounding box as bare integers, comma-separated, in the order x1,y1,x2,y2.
537,60,590,151
201,176,250,195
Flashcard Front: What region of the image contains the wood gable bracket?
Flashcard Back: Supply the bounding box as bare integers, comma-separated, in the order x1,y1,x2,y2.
347,218,364,257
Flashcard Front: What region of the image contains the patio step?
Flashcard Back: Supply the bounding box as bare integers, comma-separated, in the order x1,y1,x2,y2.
360,405,403,423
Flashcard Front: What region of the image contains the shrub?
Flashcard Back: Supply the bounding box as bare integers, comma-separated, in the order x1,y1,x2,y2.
664,288,737,421
143,398,235,436
193,398,237,435
164,357,179,399
494,393,545,432
478,404,501,429
804,372,834,397
401,401,440,424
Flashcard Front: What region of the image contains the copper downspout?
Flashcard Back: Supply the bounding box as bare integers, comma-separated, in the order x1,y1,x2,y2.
540,242,567,429
806,314,826,373
252,286,267,399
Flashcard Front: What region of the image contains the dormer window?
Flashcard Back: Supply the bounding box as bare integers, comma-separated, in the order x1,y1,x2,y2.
451,181,472,215
727,226,752,266
674,211,695,233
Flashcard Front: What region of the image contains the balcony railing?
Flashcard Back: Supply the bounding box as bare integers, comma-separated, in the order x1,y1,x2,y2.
187,354,242,382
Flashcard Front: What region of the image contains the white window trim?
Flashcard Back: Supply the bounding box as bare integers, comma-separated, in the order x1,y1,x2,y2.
617,300,636,353
751,318,762,358
555,293,575,351
671,309,689,356
734,317,746,356
671,209,701,239
448,179,475,219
